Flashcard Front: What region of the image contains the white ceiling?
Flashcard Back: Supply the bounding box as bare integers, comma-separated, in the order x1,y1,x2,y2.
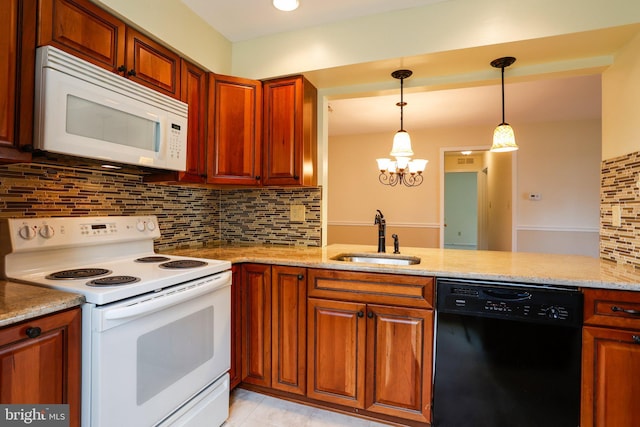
181,0,447,42
180,0,626,138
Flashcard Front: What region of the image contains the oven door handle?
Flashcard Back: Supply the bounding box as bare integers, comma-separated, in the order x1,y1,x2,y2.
103,271,231,321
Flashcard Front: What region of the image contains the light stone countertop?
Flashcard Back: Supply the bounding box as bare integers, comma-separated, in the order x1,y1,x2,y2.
165,244,640,291
0,281,85,328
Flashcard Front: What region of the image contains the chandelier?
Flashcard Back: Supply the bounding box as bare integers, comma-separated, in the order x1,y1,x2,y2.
376,69,428,187
490,56,519,152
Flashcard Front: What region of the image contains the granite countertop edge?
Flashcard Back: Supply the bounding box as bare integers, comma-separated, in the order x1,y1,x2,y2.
0,281,85,328
164,243,640,292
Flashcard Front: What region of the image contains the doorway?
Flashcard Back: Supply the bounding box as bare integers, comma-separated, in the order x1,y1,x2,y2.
441,148,491,250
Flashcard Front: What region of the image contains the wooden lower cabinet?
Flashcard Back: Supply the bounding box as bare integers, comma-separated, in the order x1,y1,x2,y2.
241,264,306,395
229,265,242,389
0,308,81,427
307,298,433,423
581,288,640,427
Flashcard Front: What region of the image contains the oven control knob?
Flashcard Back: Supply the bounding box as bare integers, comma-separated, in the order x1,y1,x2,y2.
136,221,146,232
18,225,37,240
146,221,156,231
39,224,55,239
545,306,561,320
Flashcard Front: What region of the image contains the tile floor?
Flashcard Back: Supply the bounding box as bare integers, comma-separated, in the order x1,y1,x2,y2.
226,388,395,427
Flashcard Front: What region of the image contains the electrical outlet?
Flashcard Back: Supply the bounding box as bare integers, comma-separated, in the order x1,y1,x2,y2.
612,205,621,227
290,205,305,222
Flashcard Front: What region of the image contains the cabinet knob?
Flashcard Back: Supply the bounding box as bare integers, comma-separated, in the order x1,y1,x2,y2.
117,65,126,74
633,335,640,344
357,311,364,318
367,311,374,319
25,327,41,339
297,274,304,280
255,176,261,180
293,175,299,180
127,69,137,77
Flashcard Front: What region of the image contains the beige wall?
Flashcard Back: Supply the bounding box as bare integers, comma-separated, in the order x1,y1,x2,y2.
328,119,601,255
602,32,640,160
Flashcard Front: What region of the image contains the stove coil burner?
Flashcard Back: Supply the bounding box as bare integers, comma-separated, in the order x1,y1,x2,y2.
46,268,112,280
159,260,208,269
87,276,141,287
135,256,172,263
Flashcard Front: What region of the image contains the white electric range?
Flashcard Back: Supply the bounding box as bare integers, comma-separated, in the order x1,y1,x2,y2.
0,215,232,427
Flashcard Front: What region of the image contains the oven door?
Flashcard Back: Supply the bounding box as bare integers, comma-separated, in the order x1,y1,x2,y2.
88,271,231,427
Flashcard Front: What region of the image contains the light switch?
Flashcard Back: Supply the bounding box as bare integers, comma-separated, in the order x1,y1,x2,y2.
290,205,305,222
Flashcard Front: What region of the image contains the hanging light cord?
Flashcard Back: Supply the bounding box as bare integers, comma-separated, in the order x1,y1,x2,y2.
500,66,506,124
398,76,406,131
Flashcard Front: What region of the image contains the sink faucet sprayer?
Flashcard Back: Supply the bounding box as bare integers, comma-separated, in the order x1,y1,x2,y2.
374,210,386,253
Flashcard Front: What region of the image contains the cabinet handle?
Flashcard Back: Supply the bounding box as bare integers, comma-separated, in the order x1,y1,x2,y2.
25,327,41,339
297,274,304,280
357,311,364,318
117,65,126,74
367,311,374,319
633,335,640,344
611,306,640,316
255,176,261,180
293,175,299,180
127,69,137,77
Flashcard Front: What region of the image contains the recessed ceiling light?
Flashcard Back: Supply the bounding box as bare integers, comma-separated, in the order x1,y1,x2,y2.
273,0,299,12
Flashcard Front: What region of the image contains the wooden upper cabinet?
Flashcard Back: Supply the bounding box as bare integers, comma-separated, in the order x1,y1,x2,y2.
125,28,181,98
38,0,126,72
207,74,262,185
262,76,317,186
179,60,207,182
38,0,180,98
0,0,35,163
0,308,81,427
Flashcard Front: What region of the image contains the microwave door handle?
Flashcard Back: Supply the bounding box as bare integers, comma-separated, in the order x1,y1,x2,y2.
103,271,230,321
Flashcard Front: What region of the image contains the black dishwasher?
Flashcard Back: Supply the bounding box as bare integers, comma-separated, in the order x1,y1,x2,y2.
432,278,583,427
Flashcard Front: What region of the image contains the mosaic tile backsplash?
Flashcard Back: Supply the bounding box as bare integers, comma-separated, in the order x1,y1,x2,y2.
601,151,640,268
0,164,322,250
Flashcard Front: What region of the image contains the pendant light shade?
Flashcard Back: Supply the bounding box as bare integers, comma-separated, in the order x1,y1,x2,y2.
390,130,413,157
490,57,518,153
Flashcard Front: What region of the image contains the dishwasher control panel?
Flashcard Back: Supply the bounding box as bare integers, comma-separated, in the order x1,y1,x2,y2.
436,278,583,326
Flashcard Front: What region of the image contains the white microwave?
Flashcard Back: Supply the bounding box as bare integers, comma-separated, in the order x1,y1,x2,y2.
34,46,188,171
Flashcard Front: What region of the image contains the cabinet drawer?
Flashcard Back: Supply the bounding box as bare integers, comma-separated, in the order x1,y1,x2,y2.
307,269,433,308
584,288,640,329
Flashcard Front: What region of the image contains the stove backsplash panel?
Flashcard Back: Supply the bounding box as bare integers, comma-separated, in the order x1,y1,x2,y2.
0,164,322,250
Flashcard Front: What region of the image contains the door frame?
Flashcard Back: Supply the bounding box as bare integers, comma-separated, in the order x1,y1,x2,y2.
439,145,518,250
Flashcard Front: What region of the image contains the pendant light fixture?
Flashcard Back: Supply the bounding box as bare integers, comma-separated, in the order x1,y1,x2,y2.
490,56,519,152
273,0,299,11
376,69,427,187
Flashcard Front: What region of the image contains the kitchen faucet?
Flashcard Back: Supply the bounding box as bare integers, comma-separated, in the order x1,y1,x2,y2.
374,210,386,253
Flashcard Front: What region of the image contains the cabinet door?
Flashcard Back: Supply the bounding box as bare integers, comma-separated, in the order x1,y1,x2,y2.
241,264,272,387
262,76,317,186
207,74,262,185
0,308,81,427
125,28,181,98
366,305,433,423
38,0,126,72
229,265,242,389
581,326,640,427
0,0,35,162
271,266,306,395
179,59,207,182
307,298,366,408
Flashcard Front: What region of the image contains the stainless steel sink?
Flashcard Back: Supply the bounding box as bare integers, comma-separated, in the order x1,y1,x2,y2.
331,253,421,266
